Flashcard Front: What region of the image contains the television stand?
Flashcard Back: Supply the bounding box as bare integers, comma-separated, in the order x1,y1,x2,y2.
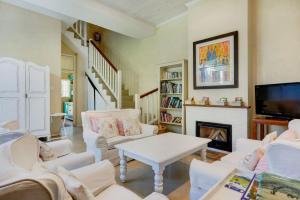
265,116,292,121
251,117,289,140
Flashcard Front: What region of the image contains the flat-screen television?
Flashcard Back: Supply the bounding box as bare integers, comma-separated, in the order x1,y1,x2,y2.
255,82,300,119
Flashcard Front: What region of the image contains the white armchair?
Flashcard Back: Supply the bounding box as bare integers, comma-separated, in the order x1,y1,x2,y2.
0,160,168,200
71,160,168,200
190,119,300,200
189,138,262,200
0,134,95,183
81,109,158,164
43,139,95,171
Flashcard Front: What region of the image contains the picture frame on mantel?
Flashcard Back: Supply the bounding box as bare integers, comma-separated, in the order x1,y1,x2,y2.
193,31,238,89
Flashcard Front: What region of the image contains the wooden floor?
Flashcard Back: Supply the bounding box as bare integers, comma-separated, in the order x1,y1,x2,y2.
64,126,225,200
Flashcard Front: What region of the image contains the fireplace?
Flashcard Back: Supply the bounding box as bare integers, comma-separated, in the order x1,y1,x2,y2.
196,121,232,152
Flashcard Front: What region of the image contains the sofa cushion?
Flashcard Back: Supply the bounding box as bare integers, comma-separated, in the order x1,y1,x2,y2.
106,136,131,150
10,134,40,170
96,117,119,138
89,114,112,133
221,151,249,171
44,152,95,171
122,118,141,136
86,109,141,132
57,167,95,200
95,184,141,200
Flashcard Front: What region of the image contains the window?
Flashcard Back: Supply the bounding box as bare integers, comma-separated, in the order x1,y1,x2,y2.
61,79,71,97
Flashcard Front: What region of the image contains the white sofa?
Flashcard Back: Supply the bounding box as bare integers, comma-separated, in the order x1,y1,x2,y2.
0,160,169,200
81,109,158,164
190,119,300,200
43,139,95,170
0,134,95,183
0,134,168,200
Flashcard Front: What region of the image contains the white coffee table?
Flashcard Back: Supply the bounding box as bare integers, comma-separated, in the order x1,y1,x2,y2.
115,132,211,193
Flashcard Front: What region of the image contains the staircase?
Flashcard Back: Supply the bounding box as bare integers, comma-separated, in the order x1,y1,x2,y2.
63,20,158,123
64,21,136,109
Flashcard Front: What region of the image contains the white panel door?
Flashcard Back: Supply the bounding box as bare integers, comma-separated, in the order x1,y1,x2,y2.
0,58,26,129
26,62,50,137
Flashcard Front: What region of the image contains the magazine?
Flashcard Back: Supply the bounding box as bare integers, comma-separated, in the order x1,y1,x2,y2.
241,174,258,200
224,172,253,193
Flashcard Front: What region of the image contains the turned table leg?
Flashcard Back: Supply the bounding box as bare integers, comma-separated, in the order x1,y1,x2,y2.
152,165,165,193
200,147,207,162
119,150,127,183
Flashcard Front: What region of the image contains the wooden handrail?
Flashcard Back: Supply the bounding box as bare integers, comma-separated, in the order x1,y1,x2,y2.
89,40,118,72
140,88,158,98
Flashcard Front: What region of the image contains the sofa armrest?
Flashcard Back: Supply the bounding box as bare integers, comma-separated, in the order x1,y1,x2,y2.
140,123,158,135
47,139,72,157
236,138,262,153
144,192,169,200
83,130,108,149
190,159,235,191
71,160,115,196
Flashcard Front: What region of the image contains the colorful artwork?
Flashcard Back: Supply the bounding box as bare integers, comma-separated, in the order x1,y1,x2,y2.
193,31,238,89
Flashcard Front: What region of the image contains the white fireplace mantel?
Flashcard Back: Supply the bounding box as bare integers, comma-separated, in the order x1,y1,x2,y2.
185,104,250,151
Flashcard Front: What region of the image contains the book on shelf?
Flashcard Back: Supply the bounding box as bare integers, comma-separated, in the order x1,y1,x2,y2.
160,111,182,124
161,97,182,108
162,71,182,80
161,82,182,94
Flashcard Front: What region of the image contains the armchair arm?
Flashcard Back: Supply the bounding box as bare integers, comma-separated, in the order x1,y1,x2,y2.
47,139,72,157
144,192,169,200
83,130,108,149
190,159,235,191
140,123,158,135
236,138,262,153
71,160,115,196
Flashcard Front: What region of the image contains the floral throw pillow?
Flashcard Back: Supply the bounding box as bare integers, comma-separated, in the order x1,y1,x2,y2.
96,117,119,138
122,118,141,136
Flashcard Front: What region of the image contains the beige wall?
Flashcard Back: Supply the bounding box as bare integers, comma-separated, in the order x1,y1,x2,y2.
252,0,300,85
250,0,300,132
187,0,249,104
99,15,188,94
0,2,62,113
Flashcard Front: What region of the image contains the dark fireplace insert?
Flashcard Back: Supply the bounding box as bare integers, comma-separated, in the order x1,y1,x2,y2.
196,121,232,152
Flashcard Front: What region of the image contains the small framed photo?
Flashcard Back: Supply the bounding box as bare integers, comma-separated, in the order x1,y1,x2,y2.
193,31,238,89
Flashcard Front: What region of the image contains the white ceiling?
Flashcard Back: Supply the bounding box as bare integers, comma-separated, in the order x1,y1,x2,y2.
97,0,192,26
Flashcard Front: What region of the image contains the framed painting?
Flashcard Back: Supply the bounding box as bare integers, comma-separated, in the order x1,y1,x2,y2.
193,31,238,89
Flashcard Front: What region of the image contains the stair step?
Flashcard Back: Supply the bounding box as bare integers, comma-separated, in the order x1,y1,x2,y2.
122,102,135,108
122,95,133,101
122,89,129,96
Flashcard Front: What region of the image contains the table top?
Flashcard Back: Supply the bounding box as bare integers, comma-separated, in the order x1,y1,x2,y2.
115,133,211,164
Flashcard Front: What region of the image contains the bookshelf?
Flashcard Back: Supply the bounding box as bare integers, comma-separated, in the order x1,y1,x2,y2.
159,60,188,134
